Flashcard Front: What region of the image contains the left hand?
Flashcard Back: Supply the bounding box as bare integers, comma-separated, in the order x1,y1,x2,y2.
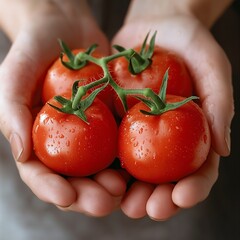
111,13,234,220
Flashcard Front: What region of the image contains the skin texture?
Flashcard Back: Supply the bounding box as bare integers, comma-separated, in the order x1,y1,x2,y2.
0,0,234,220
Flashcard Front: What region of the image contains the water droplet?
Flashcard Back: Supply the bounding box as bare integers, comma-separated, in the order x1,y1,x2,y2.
40,114,49,125
121,161,125,168
139,128,143,134
34,125,39,133
131,137,136,142
203,134,208,143
69,128,76,133
133,142,139,147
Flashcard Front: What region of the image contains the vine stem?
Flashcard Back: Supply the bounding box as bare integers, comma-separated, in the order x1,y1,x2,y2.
72,49,164,113
72,86,86,110
55,34,198,121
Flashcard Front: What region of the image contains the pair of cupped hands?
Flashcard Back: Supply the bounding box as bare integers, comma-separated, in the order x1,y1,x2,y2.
0,5,234,221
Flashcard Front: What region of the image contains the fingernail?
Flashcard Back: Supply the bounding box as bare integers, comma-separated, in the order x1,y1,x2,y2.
149,216,168,222
55,204,71,212
224,126,231,154
9,132,24,162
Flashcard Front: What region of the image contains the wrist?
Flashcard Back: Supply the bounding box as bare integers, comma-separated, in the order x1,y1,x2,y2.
126,0,234,28
0,0,93,41
182,0,234,28
0,0,30,39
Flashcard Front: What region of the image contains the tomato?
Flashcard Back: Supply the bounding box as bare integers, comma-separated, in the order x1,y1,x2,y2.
32,96,118,177
42,49,114,110
118,95,211,184
112,46,193,117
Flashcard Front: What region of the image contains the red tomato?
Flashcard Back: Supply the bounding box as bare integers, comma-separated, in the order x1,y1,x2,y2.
42,49,114,110
112,46,193,117
118,95,211,184
32,97,118,177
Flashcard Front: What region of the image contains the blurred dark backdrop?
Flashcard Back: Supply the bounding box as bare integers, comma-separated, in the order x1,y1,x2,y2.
0,1,239,240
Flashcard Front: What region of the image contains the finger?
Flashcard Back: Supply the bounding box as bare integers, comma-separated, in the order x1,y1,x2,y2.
121,181,155,219
146,184,180,221
154,22,234,156
0,36,45,162
93,169,127,197
62,178,120,217
182,30,234,156
112,20,234,156
172,149,219,208
0,30,110,163
16,158,77,207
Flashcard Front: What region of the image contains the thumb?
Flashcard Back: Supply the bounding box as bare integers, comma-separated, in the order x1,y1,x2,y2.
0,28,111,163
0,101,32,163
0,42,41,162
183,30,234,156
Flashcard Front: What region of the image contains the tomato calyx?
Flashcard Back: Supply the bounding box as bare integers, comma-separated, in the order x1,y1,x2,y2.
59,39,98,70
136,70,198,115
50,31,198,120
53,33,160,113
48,80,108,123
112,31,156,75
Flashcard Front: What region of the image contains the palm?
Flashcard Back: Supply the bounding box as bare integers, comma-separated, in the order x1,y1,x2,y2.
0,7,127,217
111,15,232,220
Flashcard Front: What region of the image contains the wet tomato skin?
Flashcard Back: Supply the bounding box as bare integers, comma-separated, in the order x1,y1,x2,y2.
42,49,114,110
118,95,211,184
112,46,193,118
32,97,118,177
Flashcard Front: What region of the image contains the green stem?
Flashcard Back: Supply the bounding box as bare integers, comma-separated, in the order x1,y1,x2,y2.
124,88,166,109
105,49,135,62
71,50,168,113
72,86,86,110
55,35,197,120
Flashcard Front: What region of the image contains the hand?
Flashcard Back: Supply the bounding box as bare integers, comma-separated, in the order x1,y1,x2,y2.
0,0,126,217
112,9,234,220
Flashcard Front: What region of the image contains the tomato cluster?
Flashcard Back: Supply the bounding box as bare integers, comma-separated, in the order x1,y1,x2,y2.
32,34,211,183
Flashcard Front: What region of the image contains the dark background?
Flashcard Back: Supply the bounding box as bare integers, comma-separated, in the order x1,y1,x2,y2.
0,1,239,240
